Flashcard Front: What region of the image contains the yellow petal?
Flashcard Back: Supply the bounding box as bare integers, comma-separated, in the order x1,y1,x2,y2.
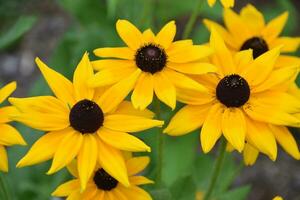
116,19,143,50
17,129,67,167
77,134,98,190
0,81,16,104
166,40,193,55
104,114,163,132
220,0,234,8
167,62,216,75
222,108,246,152
91,59,134,71
48,131,83,174
93,47,135,59
270,37,300,53
209,28,235,75
98,128,150,152
163,69,208,92
200,103,224,153
203,19,239,49
234,49,253,73
168,45,213,63
97,139,129,187
118,186,152,200
52,180,80,196
153,72,176,109
129,176,154,185
113,101,154,118
270,125,300,160
142,29,155,44
275,55,300,68
273,196,283,200
155,21,176,49
35,58,75,105
73,53,94,101
131,73,154,110
67,160,78,178
0,124,26,146
97,69,141,113
207,0,216,7
176,87,213,105
0,106,19,123
0,146,8,172
241,47,280,86
126,156,150,176
243,143,259,166
110,189,127,200
164,105,209,136
262,12,288,43
240,4,265,34
245,117,277,161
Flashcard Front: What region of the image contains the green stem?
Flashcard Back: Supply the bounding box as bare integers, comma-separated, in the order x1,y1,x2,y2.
203,138,227,200
154,96,164,186
0,173,10,200
182,0,204,39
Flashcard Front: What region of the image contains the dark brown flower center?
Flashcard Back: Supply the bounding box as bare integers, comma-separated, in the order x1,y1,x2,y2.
135,44,167,74
216,74,250,107
93,168,118,191
240,37,269,59
69,99,104,134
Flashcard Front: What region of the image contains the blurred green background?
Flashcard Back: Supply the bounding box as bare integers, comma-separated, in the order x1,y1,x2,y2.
0,0,299,199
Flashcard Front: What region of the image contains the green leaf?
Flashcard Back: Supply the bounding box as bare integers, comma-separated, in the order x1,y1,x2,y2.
217,185,251,200
0,16,37,50
170,176,196,200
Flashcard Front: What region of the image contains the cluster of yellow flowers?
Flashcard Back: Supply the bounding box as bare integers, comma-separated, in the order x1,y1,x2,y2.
1,1,299,199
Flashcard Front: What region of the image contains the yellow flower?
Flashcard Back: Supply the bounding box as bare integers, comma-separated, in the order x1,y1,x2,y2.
165,29,300,161
52,156,153,200
207,0,234,8
204,4,300,66
273,196,283,200
10,53,163,190
0,82,26,172
88,20,216,110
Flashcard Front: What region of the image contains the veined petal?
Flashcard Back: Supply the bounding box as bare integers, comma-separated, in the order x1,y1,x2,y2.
167,62,217,75
164,105,209,136
131,73,154,110
88,67,136,88
240,4,265,34
163,69,208,92
48,131,83,174
0,82,16,104
126,156,150,176
77,134,98,190
155,21,176,49
0,106,19,123
17,128,69,167
93,47,135,60
168,45,213,63
104,114,163,132
73,53,94,101
97,69,141,113
91,59,134,71
116,19,143,50
210,28,235,75
270,125,300,159
245,117,277,161
97,139,129,187
0,124,26,146
35,58,75,105
52,180,80,196
113,101,154,118
166,40,193,55
200,103,224,153
270,37,300,53
129,176,154,185
153,72,176,109
203,19,239,49
243,143,259,166
262,12,288,43
98,128,150,152
241,47,281,86
221,108,246,152
0,146,8,172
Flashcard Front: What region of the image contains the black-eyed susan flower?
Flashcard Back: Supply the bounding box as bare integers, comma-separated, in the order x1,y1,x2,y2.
52,156,153,200
204,4,300,65
0,82,26,172
10,53,163,190
164,29,300,161
207,0,234,8
88,20,216,110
